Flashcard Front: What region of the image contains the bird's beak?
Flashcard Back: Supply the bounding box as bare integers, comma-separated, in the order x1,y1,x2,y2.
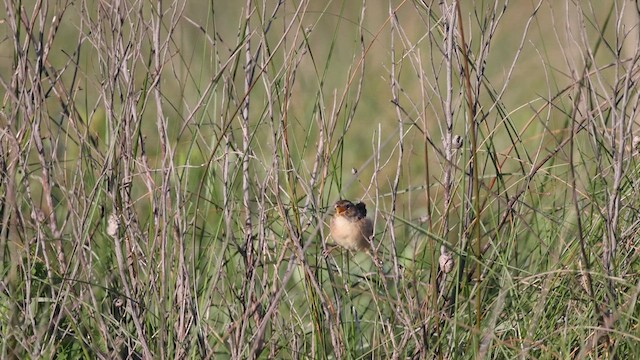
335,204,346,215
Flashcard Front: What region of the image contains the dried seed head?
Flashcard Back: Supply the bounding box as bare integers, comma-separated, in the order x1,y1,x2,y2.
452,135,463,149
439,252,454,274
107,213,119,238
31,209,46,223
113,297,124,308
418,214,430,223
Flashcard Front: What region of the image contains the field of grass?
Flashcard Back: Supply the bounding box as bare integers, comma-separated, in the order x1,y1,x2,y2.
1,0,639,358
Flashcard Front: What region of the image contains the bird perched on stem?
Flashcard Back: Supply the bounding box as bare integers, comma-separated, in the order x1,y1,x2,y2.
328,199,374,252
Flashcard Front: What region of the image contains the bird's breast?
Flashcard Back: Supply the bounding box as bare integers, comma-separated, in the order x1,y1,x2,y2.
330,216,372,251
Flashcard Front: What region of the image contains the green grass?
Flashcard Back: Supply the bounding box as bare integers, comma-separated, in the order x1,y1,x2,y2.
0,0,639,358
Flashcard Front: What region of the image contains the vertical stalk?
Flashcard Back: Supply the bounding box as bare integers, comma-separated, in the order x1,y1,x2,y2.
454,0,482,350
242,0,254,248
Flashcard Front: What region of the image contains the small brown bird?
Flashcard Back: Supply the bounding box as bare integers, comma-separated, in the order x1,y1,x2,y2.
329,199,373,252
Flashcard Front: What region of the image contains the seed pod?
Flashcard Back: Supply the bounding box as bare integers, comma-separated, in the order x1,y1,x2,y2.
452,135,463,149
107,213,120,238
439,252,454,274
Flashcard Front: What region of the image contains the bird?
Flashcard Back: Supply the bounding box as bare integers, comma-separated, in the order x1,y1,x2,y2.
329,199,374,252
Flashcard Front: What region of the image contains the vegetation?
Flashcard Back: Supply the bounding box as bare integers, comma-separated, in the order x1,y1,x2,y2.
0,0,638,358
